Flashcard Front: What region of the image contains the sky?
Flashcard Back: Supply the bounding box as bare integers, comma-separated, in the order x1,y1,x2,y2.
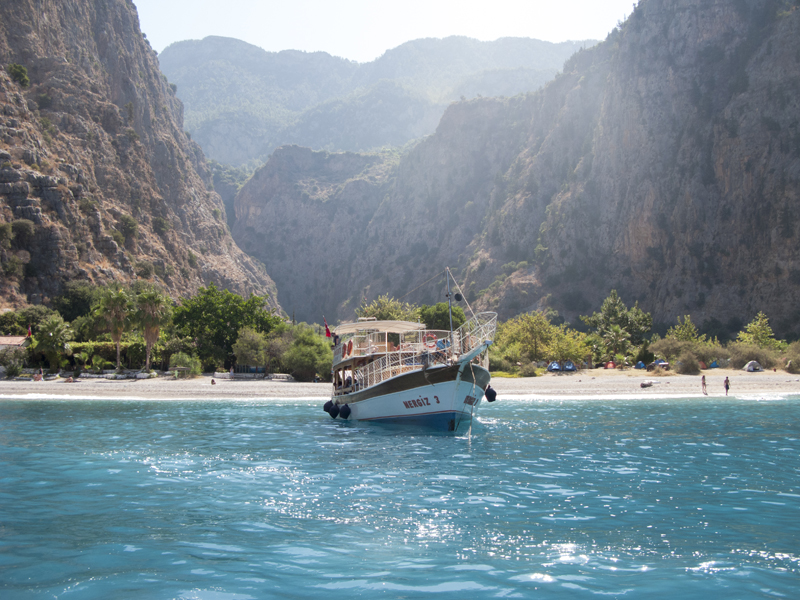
134,0,636,63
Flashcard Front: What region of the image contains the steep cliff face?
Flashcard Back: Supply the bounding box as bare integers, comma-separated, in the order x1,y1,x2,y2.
233,98,536,321
478,0,800,334
234,0,800,336
0,0,278,308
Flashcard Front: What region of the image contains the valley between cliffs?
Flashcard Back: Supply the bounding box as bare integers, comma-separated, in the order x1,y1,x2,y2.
233,0,800,337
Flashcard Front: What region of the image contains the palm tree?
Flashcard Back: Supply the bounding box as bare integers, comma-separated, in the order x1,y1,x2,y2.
34,314,74,372
603,324,630,358
94,285,132,370
134,288,172,371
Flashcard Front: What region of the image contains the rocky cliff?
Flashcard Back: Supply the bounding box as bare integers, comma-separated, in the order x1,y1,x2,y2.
234,0,800,338
0,0,279,309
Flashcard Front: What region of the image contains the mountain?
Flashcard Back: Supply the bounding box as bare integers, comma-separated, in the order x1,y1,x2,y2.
157,36,594,166
233,0,800,339
0,0,279,309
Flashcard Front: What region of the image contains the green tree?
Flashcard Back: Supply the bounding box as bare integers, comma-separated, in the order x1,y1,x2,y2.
356,294,419,322
265,325,293,373
172,284,280,370
548,325,590,364
232,327,267,370
419,302,466,331
495,311,554,362
666,315,706,342
602,324,630,358
170,351,201,377
282,324,333,381
53,281,100,323
134,287,172,371
94,285,133,369
0,305,55,336
581,290,652,345
737,312,782,350
32,314,74,372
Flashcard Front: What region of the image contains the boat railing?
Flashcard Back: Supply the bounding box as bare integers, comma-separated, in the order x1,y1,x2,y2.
335,329,451,364
348,316,495,392
452,312,498,358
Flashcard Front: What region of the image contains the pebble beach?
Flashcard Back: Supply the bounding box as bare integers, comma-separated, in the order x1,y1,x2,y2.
1,368,797,400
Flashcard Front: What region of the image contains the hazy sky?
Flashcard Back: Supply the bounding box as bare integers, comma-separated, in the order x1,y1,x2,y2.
134,0,636,62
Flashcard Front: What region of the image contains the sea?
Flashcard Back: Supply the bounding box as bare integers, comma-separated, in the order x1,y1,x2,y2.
0,394,798,599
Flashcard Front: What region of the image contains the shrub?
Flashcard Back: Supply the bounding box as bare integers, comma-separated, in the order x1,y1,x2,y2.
675,350,700,375
728,342,780,369
784,342,800,374
2,256,23,278
519,362,538,377
0,347,25,377
7,63,30,87
91,354,113,373
118,214,138,240
649,365,668,376
489,356,516,373
110,230,124,247
11,219,35,246
170,351,201,377
136,260,154,278
0,222,12,249
152,216,170,236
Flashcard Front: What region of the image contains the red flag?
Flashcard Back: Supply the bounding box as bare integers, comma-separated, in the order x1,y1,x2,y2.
323,316,331,338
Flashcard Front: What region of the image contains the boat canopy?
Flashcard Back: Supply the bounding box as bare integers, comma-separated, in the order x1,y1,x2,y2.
333,320,426,335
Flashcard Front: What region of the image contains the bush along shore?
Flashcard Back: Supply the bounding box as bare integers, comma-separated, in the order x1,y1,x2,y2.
2,286,799,384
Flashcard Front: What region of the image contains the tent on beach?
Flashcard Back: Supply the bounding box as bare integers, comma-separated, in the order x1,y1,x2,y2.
743,360,763,372
635,361,645,369
547,361,561,372
563,360,577,372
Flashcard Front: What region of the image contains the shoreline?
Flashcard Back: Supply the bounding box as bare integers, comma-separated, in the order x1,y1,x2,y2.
0,368,798,401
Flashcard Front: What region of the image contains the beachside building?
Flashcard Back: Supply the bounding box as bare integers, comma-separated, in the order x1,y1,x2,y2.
0,336,31,350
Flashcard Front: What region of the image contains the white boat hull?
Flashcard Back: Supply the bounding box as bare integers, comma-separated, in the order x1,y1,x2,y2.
332,362,491,433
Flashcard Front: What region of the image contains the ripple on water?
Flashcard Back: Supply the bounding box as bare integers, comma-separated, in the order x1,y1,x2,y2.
0,396,798,597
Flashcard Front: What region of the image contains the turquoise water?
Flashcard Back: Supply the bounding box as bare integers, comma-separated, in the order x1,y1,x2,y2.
0,396,799,599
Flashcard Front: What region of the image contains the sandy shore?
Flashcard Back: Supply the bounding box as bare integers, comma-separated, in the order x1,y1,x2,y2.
0,368,798,401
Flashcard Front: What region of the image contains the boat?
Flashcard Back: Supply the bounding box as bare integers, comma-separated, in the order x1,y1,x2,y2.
323,274,498,433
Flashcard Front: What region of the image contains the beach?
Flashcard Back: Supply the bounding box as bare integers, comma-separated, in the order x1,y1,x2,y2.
0,368,798,400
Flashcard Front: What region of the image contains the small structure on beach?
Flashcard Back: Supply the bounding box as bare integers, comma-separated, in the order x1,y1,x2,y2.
0,336,30,350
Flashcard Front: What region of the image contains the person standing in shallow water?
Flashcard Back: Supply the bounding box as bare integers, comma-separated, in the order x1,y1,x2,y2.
701,375,707,395
724,377,730,396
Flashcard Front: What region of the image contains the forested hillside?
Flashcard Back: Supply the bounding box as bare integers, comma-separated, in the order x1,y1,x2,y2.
233,0,800,340
158,36,592,166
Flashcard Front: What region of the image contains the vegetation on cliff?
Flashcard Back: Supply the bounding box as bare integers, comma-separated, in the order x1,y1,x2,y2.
0,0,278,313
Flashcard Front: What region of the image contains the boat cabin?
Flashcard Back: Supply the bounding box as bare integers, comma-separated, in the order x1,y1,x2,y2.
331,318,452,397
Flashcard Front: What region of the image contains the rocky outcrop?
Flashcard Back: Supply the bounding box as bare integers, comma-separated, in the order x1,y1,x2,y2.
0,0,278,309
234,0,800,339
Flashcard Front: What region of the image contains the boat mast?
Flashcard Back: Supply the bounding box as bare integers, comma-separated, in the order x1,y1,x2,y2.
446,267,454,354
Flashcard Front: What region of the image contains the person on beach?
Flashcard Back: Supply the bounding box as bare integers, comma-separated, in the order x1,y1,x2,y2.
724,377,730,396
701,375,707,395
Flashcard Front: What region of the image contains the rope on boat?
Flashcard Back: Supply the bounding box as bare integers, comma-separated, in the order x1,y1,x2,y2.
455,360,478,432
